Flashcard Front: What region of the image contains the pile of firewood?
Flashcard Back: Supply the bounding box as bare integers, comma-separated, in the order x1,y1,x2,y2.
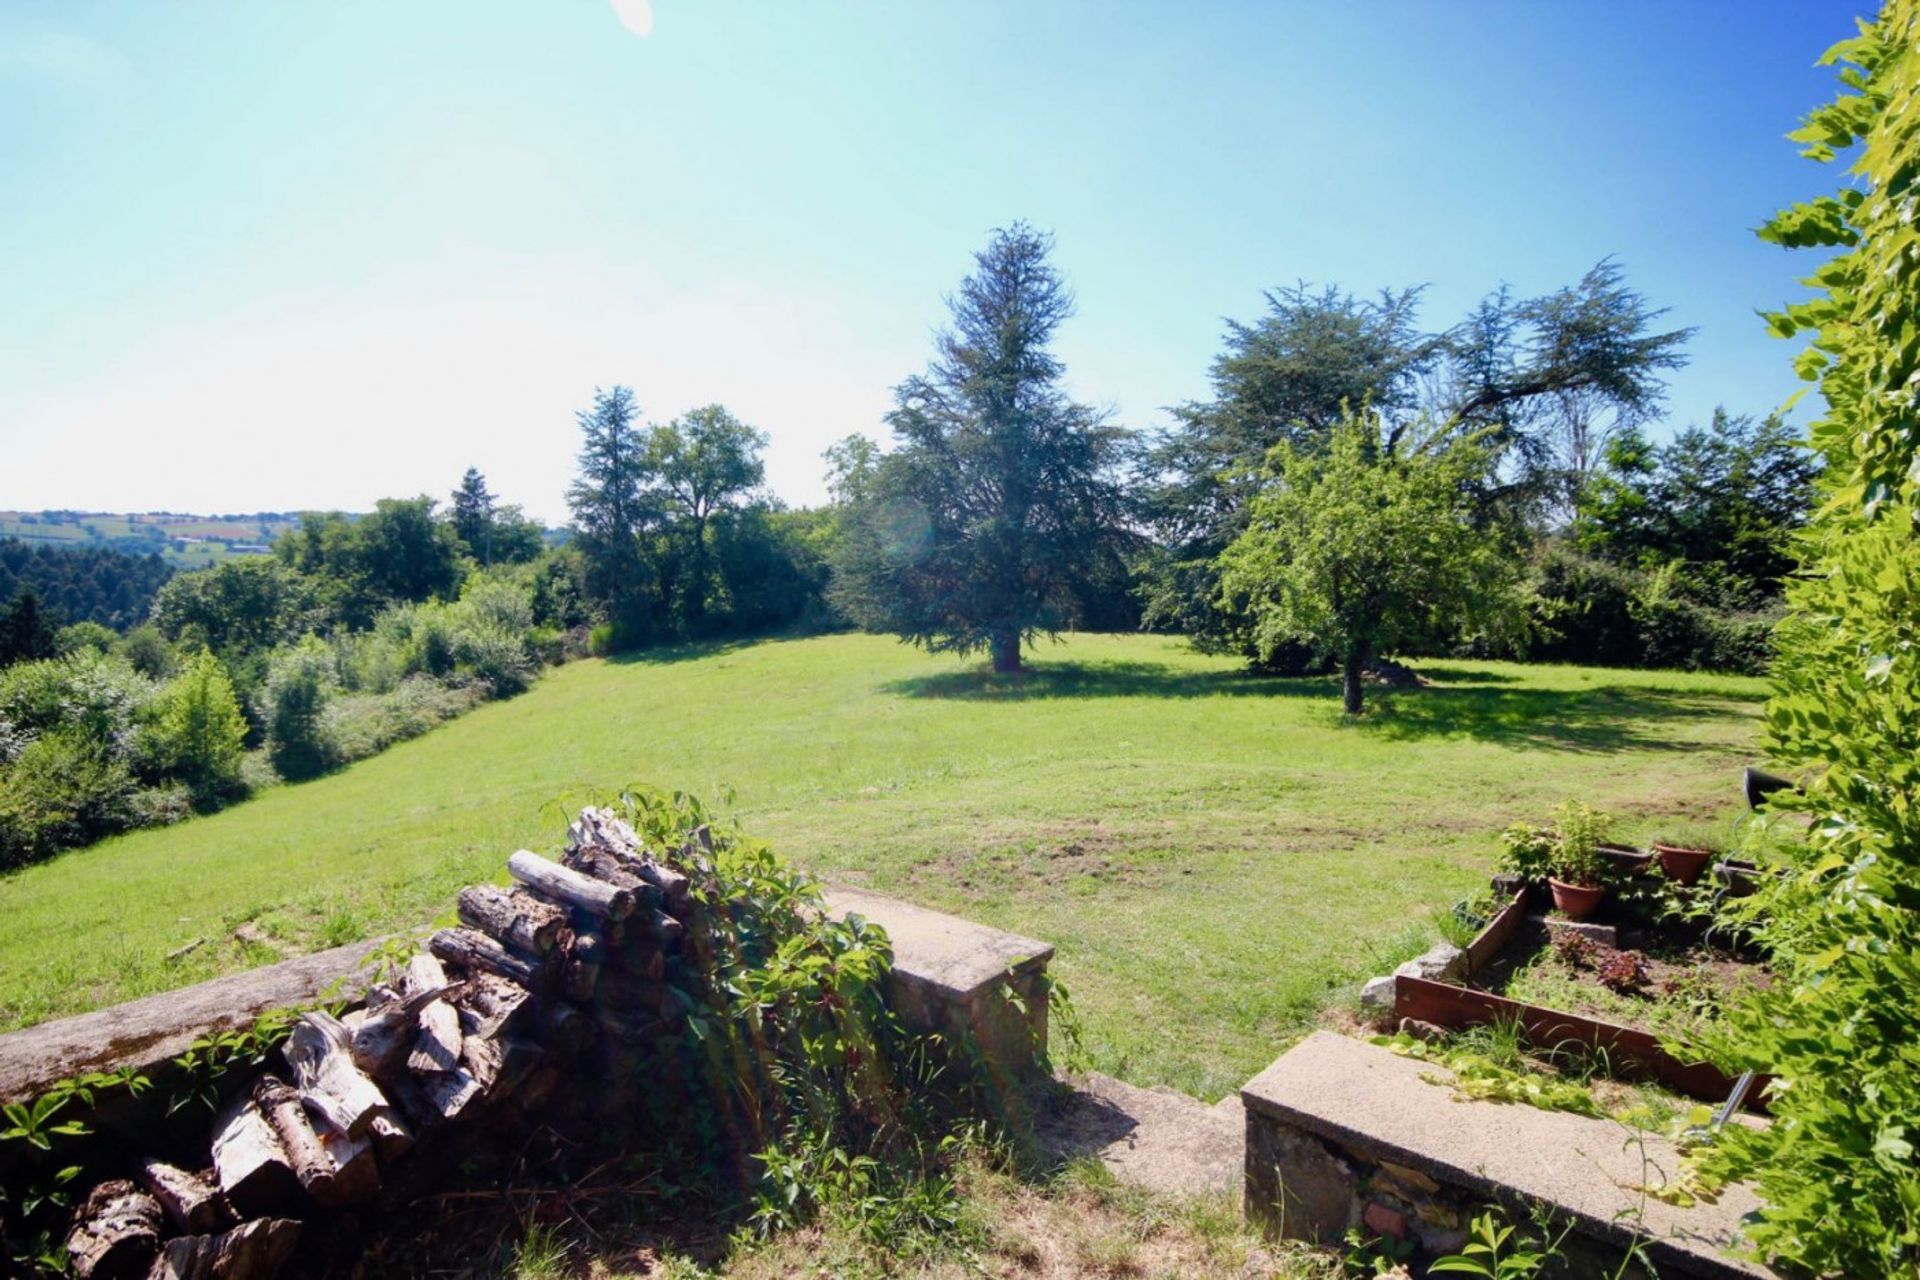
65,807,703,1280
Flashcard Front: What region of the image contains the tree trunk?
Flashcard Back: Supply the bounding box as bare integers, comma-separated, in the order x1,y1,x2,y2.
991,627,1021,674
1342,644,1368,716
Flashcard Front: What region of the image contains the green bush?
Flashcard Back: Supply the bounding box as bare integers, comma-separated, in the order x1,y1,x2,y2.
1689,10,1920,1274
0,651,155,751
53,622,115,657
143,651,248,803
116,624,178,680
320,676,477,763
260,637,337,781
0,729,138,868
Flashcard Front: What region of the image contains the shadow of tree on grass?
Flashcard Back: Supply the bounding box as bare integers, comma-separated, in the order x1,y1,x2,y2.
883,659,1763,755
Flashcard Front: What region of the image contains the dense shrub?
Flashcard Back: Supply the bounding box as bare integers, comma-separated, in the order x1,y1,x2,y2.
261,636,338,780
117,625,178,680
53,621,116,657
1689,10,1920,1275
143,651,248,803
1517,546,1773,675
0,729,138,868
320,676,479,763
0,651,154,750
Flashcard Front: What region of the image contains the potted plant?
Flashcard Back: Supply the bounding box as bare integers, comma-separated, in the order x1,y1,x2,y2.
1547,802,1610,920
1652,826,1719,885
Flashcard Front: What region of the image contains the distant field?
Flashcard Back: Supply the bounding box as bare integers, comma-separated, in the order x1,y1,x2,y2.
0,510,296,567
0,634,1765,1098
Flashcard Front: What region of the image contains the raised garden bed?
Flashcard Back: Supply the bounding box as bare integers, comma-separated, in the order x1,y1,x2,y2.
1394,866,1771,1111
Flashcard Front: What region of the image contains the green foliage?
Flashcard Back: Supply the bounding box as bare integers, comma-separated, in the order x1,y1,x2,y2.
1515,544,1773,675
53,621,115,657
1573,410,1818,608
0,729,138,868
1427,1210,1556,1279
0,537,174,636
150,557,319,658
1693,8,1920,1274
144,650,247,802
116,625,177,680
261,635,337,780
1496,823,1556,881
274,497,465,628
1550,801,1609,888
829,223,1134,673
1373,1032,1602,1117
1144,265,1691,658
1215,410,1520,713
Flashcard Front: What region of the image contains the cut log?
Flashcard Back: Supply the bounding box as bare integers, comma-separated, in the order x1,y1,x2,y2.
283,1012,391,1138
64,1179,161,1280
457,884,567,955
622,944,667,983
429,926,544,988
539,1002,598,1056
516,1064,564,1111
635,907,687,950
507,850,635,920
210,1094,299,1218
562,847,662,910
596,1007,664,1044
134,1159,230,1235
636,861,691,914
404,954,464,1074
148,1217,300,1280
252,1075,337,1206
344,983,457,1080
562,925,606,1001
595,971,671,1018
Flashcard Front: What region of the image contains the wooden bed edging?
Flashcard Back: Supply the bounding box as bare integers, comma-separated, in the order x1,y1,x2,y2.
1392,974,1769,1112
1462,889,1527,976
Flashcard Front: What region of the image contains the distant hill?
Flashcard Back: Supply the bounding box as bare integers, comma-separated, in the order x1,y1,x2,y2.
0,510,301,568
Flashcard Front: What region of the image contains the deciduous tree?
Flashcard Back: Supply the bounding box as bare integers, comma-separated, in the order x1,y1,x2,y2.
1215,410,1518,714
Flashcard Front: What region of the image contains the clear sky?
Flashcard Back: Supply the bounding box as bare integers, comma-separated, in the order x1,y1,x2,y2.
0,1,1860,524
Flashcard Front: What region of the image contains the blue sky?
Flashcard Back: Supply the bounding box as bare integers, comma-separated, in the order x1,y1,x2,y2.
0,2,1858,522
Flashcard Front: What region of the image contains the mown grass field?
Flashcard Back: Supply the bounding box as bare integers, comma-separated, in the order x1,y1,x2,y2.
0,634,1764,1098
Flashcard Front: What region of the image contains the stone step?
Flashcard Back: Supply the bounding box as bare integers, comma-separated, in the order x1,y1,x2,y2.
1240,1031,1776,1279
1034,1071,1243,1198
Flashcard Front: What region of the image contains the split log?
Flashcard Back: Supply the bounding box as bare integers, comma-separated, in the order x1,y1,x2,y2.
457,972,533,1040
388,1065,485,1130
210,1094,299,1218
568,806,644,858
318,1124,380,1205
366,1109,414,1165
64,1179,161,1280
283,1012,391,1138
457,883,567,955
563,846,661,908
252,1076,337,1206
404,954,464,1074
148,1217,300,1280
461,1030,543,1098
344,984,458,1080
134,1160,229,1235
429,926,544,989
516,1064,564,1111
507,850,635,920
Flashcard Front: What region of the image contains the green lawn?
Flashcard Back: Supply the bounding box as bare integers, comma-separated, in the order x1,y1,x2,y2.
0,634,1764,1098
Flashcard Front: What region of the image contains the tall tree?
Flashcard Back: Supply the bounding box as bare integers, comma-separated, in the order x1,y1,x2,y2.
642,405,767,629
1215,411,1519,714
832,223,1133,672
565,385,656,638
450,467,497,563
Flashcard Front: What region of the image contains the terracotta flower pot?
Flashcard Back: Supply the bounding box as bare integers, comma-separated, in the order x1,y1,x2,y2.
1653,843,1713,886
1548,878,1607,920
